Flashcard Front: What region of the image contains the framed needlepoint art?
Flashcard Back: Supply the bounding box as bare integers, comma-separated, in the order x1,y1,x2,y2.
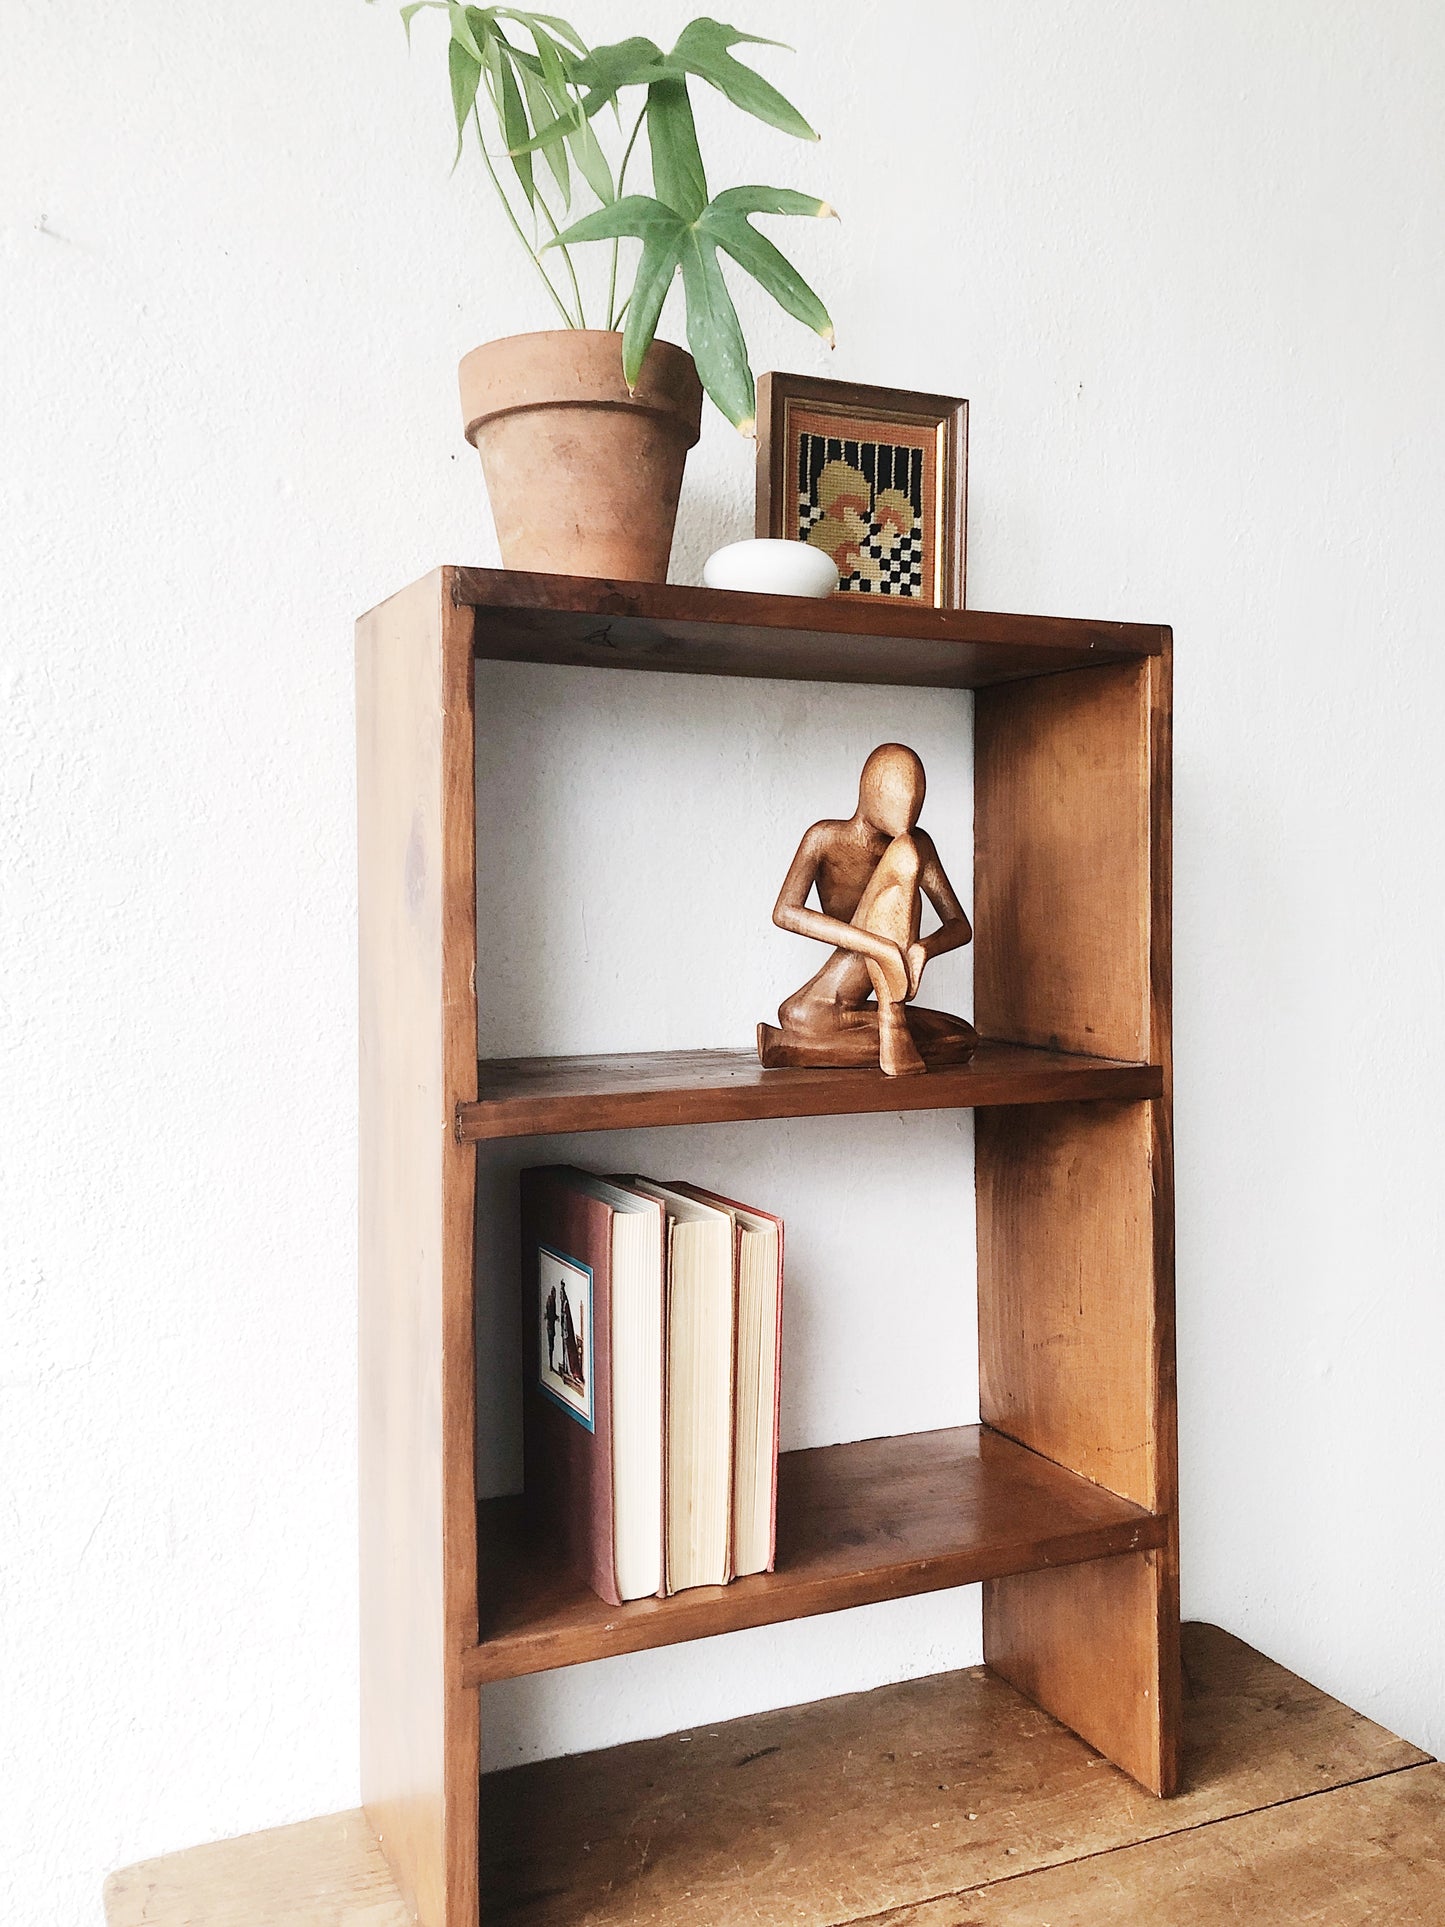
756,372,968,607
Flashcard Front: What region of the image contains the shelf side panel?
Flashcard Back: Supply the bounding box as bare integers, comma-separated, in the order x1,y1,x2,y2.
977,1102,1158,1505
358,572,480,1926
974,648,1178,1797
983,1549,1176,1802
974,661,1151,1058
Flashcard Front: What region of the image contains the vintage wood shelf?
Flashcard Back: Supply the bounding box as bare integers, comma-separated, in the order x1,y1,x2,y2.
459,1040,1164,1139
346,566,1176,1926
467,1425,1168,1683
455,564,1165,687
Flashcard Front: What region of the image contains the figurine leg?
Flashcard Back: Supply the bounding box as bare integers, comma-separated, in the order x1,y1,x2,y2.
855,835,925,1076
777,945,874,1036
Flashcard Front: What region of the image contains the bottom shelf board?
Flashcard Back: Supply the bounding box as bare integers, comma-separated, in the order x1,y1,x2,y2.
478,1623,1432,1927
103,1627,1435,1927
465,1426,1168,1686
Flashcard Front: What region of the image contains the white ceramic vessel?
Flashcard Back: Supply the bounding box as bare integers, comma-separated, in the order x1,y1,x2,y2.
701,538,839,598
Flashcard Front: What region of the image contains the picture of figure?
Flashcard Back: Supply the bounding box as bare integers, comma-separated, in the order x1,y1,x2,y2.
536,1247,594,1430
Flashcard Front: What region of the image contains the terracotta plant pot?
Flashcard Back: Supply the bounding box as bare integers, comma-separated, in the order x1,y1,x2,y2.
459,330,704,583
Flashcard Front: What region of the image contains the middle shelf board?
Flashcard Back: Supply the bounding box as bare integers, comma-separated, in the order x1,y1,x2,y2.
458,1041,1162,1141
463,1425,1167,1686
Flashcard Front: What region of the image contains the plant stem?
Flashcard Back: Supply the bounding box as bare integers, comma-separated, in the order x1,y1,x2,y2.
535,194,588,331
471,105,579,328
605,103,648,330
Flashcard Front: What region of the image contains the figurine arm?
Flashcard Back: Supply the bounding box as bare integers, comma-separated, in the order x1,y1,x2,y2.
903,832,973,995
772,824,907,974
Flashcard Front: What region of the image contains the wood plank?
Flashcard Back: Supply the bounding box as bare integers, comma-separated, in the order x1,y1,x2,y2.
869,1765,1445,1924
974,645,1178,1796
984,1548,1175,1804
447,564,1166,690
456,1041,1162,1140
104,1810,410,1927
975,659,1154,1058
356,572,481,1927
463,1426,1165,1685
475,1624,1430,1927
978,1102,1158,1505
977,1095,1176,1794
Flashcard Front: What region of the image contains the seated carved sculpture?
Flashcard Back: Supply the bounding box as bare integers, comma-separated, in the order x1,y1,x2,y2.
758,743,978,1077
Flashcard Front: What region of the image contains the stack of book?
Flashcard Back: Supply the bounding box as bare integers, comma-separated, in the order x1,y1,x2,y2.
520,1166,784,1605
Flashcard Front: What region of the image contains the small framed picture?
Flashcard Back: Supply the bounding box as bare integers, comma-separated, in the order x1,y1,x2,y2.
756,373,968,607
537,1245,594,1431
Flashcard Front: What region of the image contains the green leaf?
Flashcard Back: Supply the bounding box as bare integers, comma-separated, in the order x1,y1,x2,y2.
710,184,835,219
446,0,485,61
646,77,706,219
568,35,672,96
532,25,615,200
399,2,443,44
700,208,833,340
514,53,570,204
448,35,484,161
622,227,686,387
547,193,687,249
506,35,670,153
671,18,818,140
680,232,754,430
497,8,589,56
566,108,615,203
487,36,536,205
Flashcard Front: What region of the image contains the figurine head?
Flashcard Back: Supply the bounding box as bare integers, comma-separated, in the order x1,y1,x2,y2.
857,743,925,837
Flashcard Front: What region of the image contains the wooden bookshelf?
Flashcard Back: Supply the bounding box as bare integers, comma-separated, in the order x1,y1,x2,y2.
467,1426,1166,1683
459,1040,1162,1139
354,567,1178,1927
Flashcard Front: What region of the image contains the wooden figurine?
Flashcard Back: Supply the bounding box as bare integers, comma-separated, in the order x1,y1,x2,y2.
759,743,978,1077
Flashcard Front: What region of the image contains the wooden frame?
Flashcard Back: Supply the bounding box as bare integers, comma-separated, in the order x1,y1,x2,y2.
755,372,968,607
355,566,1176,1924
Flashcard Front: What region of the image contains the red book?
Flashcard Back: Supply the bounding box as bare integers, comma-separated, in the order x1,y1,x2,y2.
520,1167,665,1606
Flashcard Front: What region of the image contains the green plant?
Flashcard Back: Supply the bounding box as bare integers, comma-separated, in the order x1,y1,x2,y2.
377,4,836,432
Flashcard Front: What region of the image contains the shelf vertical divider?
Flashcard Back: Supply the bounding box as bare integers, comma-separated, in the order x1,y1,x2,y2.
973,640,1180,1796
357,567,481,1923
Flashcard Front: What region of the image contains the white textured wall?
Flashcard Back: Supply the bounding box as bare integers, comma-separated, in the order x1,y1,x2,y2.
6,0,1445,1918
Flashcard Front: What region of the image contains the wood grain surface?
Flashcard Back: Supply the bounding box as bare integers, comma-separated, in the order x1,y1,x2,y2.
975,661,1153,1058
476,1623,1430,1927
464,1426,1166,1684
974,644,1178,1796
978,1102,1158,1506
869,1765,1445,1925
458,1041,1161,1140
103,1628,1431,1927
356,573,480,1926
104,1811,410,1927
448,564,1165,689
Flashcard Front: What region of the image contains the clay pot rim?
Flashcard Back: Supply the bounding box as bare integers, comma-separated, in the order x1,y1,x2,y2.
460,328,702,445
463,391,693,443
463,325,692,353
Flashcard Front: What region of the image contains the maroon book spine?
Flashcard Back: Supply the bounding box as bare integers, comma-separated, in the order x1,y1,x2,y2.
519,1168,619,1607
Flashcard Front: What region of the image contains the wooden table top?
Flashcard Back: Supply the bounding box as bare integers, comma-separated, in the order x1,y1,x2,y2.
105,1622,1439,1927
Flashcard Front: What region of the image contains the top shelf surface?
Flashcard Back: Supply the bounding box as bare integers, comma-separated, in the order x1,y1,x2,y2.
452,566,1167,691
